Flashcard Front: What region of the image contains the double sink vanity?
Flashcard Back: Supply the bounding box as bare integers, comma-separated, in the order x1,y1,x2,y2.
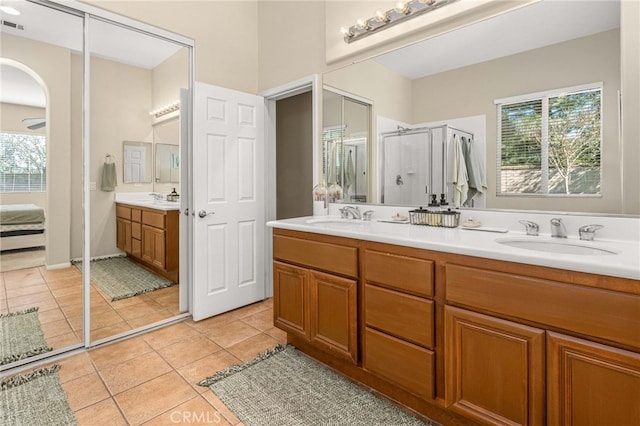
267,206,639,425
114,193,180,283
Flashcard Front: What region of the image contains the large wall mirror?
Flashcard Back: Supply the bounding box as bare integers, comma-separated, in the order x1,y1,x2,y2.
0,0,85,369
0,0,192,371
323,0,629,214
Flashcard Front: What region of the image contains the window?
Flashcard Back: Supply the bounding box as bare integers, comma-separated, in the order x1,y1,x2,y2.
0,132,47,192
496,83,602,196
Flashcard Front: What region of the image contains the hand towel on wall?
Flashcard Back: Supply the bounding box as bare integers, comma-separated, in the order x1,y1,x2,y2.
462,137,487,206
101,161,117,192
345,151,355,193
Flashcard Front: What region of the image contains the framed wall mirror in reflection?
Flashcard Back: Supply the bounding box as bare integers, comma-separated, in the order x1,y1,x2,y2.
123,141,152,183
323,0,630,214
155,143,179,183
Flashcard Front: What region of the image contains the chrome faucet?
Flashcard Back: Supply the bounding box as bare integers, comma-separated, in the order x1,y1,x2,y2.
339,206,362,219
578,224,604,241
550,218,567,238
149,193,164,201
519,220,539,236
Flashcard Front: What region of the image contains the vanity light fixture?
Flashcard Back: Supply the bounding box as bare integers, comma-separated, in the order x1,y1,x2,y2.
341,0,457,44
149,101,180,118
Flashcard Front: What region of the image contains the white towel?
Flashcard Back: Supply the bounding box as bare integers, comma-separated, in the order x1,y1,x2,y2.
345,151,355,192
448,134,468,208
463,137,486,205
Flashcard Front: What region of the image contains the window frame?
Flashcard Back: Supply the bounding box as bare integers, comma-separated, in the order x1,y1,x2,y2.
495,82,603,198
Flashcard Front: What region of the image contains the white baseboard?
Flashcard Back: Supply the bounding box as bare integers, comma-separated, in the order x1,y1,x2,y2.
46,262,71,270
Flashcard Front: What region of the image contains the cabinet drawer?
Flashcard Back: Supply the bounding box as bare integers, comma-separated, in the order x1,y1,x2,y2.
273,235,357,278
116,205,131,220
142,210,165,229
131,208,142,223
131,222,141,240
446,264,640,351
364,327,434,400
365,284,434,348
364,249,434,297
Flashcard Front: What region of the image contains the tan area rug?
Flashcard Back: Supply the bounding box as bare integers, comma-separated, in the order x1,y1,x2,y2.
0,248,45,272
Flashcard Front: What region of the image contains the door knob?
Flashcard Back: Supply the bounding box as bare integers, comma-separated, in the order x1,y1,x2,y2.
198,210,214,218
183,208,189,216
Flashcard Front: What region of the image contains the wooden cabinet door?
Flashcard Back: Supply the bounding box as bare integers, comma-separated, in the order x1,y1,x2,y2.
142,225,165,269
116,218,132,253
445,306,545,426
547,332,640,426
273,261,310,340
309,270,358,363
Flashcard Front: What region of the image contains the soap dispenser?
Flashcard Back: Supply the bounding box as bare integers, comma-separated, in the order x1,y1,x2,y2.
167,188,179,202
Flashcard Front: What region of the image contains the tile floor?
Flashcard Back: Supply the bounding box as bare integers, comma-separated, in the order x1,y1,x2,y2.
0,263,181,347
40,299,284,425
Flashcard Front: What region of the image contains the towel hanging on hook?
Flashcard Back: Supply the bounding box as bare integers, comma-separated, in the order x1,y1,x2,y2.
104,153,113,164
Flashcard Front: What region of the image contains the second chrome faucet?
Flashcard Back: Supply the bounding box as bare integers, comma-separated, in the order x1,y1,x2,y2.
550,218,567,238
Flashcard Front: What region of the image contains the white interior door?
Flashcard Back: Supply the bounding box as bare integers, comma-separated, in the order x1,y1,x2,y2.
191,81,265,321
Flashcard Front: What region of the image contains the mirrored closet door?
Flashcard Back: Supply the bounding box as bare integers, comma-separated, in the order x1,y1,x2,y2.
87,16,190,344
0,0,85,369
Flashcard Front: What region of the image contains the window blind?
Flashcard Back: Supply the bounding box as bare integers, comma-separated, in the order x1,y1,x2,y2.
0,132,47,193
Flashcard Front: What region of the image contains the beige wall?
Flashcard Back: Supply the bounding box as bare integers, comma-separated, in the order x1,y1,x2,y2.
411,30,621,213
0,103,47,208
1,34,76,267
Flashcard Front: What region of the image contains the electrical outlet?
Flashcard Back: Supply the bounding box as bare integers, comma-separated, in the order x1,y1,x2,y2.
90,182,96,191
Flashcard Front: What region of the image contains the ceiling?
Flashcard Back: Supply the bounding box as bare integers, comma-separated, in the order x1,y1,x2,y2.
0,0,183,107
373,0,620,80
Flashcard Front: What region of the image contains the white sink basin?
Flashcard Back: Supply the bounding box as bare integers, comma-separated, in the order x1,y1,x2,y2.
305,217,367,227
495,237,619,256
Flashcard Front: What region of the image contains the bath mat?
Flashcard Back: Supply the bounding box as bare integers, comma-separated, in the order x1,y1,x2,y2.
75,257,175,301
1,365,78,425
0,307,52,365
199,344,434,426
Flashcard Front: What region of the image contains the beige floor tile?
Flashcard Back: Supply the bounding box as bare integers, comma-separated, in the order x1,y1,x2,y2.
60,302,84,319
144,395,232,426
67,314,84,332
90,310,125,330
40,318,74,338
9,296,59,313
89,335,154,371
157,335,222,369
55,292,85,308
91,322,133,341
5,283,49,298
3,268,44,287
57,353,96,383
264,326,288,344
177,351,241,393
184,310,244,334
75,398,128,426
201,392,242,425
62,372,110,411
109,293,148,309
46,276,83,291
6,291,56,310
143,322,201,350
239,309,274,331
233,299,272,319
116,299,169,321
226,333,279,362
99,351,173,395
205,320,261,348
115,371,197,426
39,265,81,281
126,309,175,329
51,284,83,298
37,307,66,324
46,331,82,349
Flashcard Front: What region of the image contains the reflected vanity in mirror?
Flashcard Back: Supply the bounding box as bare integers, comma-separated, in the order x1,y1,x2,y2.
123,141,152,184
323,0,629,214
155,144,179,183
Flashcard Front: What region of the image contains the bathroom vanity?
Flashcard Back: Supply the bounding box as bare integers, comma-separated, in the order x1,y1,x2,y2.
115,201,179,282
268,212,640,426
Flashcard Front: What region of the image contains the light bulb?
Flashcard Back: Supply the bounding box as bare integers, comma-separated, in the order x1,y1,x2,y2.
0,6,21,15
374,9,387,22
356,18,368,30
394,1,408,13
340,27,350,35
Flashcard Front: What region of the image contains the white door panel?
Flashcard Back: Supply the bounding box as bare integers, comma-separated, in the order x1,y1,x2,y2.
192,82,265,321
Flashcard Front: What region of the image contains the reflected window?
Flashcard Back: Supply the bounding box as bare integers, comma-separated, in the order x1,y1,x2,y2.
0,132,46,192
497,83,602,196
